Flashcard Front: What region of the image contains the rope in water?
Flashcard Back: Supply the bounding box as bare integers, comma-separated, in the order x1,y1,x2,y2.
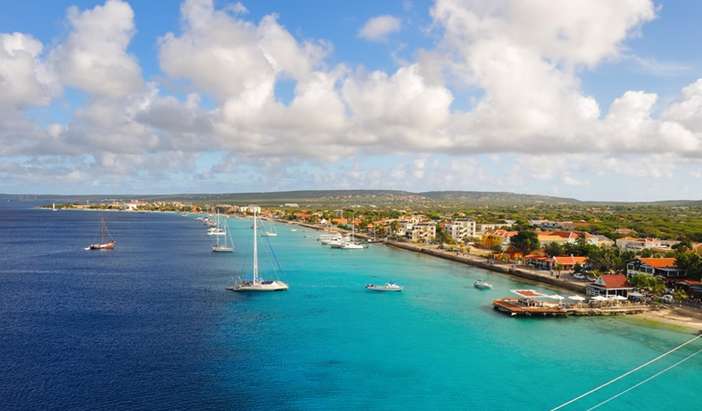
550,334,702,411
586,345,702,410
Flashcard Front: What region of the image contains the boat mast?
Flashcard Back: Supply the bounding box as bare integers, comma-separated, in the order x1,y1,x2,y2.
252,208,259,284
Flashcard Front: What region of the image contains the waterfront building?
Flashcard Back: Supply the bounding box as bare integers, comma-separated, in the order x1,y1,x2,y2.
586,275,634,297
626,257,685,278
445,219,477,242
410,223,437,243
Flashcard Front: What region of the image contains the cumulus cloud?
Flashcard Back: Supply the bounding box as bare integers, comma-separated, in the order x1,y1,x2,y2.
358,15,402,42
4,0,702,197
50,0,143,98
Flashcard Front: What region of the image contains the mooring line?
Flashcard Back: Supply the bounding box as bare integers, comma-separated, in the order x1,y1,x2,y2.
586,345,702,410
550,334,701,411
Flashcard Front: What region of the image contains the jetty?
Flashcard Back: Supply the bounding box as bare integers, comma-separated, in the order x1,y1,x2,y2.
493,298,652,317
492,290,652,318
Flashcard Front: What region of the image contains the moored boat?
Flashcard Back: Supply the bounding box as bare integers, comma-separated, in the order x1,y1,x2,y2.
226,208,288,292
366,283,403,292
87,217,116,251
474,280,493,290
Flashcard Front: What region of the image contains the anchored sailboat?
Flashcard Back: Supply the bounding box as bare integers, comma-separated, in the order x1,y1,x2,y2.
226,209,288,292
207,211,226,236
212,216,234,253
87,217,116,250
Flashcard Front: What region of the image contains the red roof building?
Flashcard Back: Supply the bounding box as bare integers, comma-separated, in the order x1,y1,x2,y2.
586,274,634,297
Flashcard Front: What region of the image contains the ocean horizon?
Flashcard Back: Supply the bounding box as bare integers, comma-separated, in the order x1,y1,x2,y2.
1,202,700,410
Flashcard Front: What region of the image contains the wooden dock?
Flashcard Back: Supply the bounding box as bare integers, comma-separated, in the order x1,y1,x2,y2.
493,298,652,317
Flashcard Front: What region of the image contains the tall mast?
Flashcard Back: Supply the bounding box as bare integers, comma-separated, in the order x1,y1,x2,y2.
252,208,259,284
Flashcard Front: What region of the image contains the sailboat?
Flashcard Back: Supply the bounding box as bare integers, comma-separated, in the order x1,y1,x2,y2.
226,209,288,292
51,203,58,211
87,217,116,250
212,218,234,253
207,211,226,236
261,221,278,237
331,213,365,249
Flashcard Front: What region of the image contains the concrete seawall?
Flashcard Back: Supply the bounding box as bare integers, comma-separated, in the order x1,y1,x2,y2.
273,218,586,294
384,241,587,294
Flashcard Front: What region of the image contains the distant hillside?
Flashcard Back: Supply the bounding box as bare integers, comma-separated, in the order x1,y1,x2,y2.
420,191,578,204
2,190,698,207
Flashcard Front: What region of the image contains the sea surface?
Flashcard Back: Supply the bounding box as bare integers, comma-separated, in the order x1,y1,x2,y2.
1,201,700,410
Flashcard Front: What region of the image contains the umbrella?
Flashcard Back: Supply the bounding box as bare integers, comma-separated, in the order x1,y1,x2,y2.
591,295,607,301
568,295,586,301
612,295,628,301
547,294,565,300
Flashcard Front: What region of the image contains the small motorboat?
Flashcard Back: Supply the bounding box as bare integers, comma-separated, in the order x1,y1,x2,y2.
365,283,403,292
473,280,493,290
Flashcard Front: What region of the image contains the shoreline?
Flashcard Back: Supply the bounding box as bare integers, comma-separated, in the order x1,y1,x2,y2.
276,218,702,333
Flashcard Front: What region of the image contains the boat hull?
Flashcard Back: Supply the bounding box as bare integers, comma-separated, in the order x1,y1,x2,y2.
366,285,403,292
88,241,116,250
212,247,234,253
227,280,289,292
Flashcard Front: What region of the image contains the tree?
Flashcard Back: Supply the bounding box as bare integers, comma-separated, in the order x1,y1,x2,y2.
629,273,666,296
545,242,564,257
510,230,539,255
675,251,702,280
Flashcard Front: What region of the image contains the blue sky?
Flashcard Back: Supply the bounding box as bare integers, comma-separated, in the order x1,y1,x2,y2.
1,0,702,200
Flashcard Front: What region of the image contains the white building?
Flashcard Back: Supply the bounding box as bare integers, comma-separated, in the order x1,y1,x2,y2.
410,223,436,243
446,220,477,242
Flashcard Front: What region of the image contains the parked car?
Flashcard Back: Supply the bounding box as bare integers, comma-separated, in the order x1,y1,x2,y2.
660,294,674,304
573,273,587,280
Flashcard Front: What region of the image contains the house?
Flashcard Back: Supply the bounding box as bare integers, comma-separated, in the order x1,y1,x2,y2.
445,219,477,242
583,233,615,247
410,223,436,243
487,229,518,248
626,258,685,278
586,275,634,297
476,223,513,236
551,256,588,271
537,231,582,245
616,237,680,251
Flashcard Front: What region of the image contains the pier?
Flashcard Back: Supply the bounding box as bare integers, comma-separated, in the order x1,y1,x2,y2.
493,298,652,317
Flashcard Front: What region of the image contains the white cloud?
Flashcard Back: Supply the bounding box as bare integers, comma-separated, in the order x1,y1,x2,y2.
50,0,143,98
5,0,702,197
358,15,402,42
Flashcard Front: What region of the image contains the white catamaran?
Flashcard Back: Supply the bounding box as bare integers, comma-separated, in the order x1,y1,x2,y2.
226,209,288,292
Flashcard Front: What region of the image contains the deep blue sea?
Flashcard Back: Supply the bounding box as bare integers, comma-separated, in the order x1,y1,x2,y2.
1,201,700,410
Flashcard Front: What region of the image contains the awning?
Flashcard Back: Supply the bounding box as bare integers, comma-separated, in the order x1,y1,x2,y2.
591,295,607,301
568,295,586,301
511,289,544,298
546,294,565,300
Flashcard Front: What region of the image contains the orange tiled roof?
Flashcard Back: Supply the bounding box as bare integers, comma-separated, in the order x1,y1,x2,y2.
553,256,588,266
598,275,630,289
638,257,677,269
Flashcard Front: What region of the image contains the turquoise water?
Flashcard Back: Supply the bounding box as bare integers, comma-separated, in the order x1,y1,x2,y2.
216,217,701,410
1,206,699,410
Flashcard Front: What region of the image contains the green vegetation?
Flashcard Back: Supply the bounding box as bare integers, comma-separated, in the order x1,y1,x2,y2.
510,231,539,254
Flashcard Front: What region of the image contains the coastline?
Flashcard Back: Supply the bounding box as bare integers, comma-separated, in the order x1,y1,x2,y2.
276,218,702,333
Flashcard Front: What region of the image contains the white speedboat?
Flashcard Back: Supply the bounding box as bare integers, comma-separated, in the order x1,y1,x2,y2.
262,231,278,237
473,280,493,290
227,209,288,293
339,242,365,249
366,283,403,292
